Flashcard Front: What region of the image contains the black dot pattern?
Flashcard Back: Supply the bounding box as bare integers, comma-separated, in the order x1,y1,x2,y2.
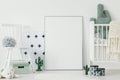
30,44,34,47
24,33,45,70
24,52,27,55
35,35,38,38
27,35,30,38
43,52,45,55
42,35,45,38
38,44,41,48
28,61,30,64
34,52,37,55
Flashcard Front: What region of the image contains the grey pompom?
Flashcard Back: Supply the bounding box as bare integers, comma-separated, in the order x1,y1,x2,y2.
2,37,16,47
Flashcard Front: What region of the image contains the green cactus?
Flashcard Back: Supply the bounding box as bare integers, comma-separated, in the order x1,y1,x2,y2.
35,57,43,71
96,4,111,24
83,65,89,75
90,4,111,24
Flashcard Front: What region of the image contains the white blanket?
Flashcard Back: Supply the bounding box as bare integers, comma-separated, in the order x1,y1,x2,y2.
108,21,120,61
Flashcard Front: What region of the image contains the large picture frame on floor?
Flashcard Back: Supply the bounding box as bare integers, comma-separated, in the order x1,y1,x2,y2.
44,16,83,70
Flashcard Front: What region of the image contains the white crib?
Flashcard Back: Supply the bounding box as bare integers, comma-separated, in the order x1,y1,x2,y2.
90,21,120,69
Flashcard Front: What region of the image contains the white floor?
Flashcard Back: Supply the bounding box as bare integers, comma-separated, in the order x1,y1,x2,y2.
1,70,120,80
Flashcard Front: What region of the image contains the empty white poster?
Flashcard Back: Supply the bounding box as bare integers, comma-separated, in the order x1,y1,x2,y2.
45,16,82,70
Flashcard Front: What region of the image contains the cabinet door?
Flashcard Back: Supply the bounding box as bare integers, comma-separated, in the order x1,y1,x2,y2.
45,16,83,70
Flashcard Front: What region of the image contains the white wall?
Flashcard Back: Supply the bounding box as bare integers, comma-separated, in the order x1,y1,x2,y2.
0,0,120,65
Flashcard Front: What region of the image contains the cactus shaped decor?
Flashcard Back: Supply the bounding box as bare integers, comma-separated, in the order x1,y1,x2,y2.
83,65,89,75
90,4,111,24
35,57,43,71
96,4,111,24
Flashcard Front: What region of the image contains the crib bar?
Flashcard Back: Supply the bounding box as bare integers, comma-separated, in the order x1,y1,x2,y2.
106,26,108,61
97,25,100,61
102,26,106,60
102,26,104,61
90,21,95,62
94,26,97,60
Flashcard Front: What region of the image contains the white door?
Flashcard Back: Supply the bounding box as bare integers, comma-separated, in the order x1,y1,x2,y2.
45,16,82,70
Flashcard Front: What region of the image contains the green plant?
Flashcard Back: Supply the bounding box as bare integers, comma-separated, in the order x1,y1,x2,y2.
83,65,89,75
35,57,43,71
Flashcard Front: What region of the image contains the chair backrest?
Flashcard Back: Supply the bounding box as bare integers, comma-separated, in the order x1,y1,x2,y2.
0,24,29,70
